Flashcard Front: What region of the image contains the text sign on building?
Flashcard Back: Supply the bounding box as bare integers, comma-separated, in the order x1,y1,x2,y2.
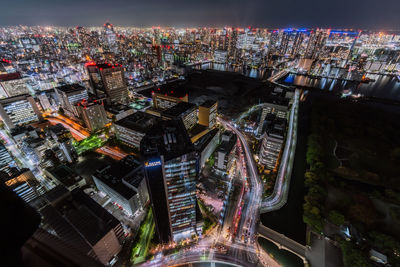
145,159,162,168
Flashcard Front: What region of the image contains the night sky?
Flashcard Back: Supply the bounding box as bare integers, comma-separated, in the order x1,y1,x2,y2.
0,0,399,29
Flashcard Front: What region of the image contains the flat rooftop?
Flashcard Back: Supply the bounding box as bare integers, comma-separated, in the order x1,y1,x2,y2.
114,111,160,133
46,165,80,188
218,131,237,154
55,83,86,94
162,101,196,118
200,99,217,108
140,119,194,161
45,188,120,246
93,155,142,199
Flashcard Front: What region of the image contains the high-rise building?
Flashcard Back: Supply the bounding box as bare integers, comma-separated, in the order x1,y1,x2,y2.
0,94,42,131
141,119,198,243
75,99,108,132
86,63,128,104
198,100,218,128
55,84,88,117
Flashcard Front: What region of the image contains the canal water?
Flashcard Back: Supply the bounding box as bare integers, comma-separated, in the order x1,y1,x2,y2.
282,72,400,101
194,62,272,80
258,238,304,267
191,62,399,265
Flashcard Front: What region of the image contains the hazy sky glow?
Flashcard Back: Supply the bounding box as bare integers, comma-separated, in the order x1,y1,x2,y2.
0,0,399,29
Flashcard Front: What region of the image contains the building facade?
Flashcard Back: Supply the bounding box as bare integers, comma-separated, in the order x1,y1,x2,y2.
141,119,198,243
0,94,42,130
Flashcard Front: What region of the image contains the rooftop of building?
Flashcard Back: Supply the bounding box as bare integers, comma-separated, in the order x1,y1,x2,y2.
86,62,122,70
44,188,120,246
45,165,81,188
104,103,132,114
162,101,197,118
0,94,31,104
152,85,188,99
0,72,21,82
10,125,36,136
93,155,142,199
140,119,194,161
55,83,87,94
218,131,237,154
114,111,160,133
47,123,68,136
200,99,217,108
194,128,219,152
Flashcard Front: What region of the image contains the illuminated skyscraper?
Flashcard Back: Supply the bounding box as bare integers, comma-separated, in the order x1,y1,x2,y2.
141,119,198,243
86,63,129,104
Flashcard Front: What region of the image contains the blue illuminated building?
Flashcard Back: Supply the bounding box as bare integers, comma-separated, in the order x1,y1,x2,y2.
141,119,199,243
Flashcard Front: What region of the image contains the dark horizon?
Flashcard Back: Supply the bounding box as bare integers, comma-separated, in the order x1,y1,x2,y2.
0,0,399,30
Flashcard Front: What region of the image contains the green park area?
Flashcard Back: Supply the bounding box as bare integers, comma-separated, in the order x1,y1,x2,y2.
303,98,400,266
131,208,155,265
72,134,106,155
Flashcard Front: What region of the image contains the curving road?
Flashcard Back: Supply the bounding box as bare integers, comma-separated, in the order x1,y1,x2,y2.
260,89,299,213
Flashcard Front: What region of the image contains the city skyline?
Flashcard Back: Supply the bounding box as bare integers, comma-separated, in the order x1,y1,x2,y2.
0,0,400,29
1,13,400,267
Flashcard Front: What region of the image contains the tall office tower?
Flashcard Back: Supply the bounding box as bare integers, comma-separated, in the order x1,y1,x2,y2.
55,84,88,118
104,22,117,46
291,31,306,57
75,99,108,132
141,119,198,243
198,100,218,128
0,94,42,131
86,63,128,104
267,30,281,57
305,30,327,59
228,28,238,59
279,30,297,56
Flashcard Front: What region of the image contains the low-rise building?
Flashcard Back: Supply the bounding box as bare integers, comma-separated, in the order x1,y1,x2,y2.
258,131,284,171
0,94,42,131
215,131,237,173
92,155,148,216
114,111,160,149
162,101,198,130
194,128,220,168
44,165,86,191
198,100,218,128
40,187,123,265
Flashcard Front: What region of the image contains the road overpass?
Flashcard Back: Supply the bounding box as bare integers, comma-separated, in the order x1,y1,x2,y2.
256,223,308,265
